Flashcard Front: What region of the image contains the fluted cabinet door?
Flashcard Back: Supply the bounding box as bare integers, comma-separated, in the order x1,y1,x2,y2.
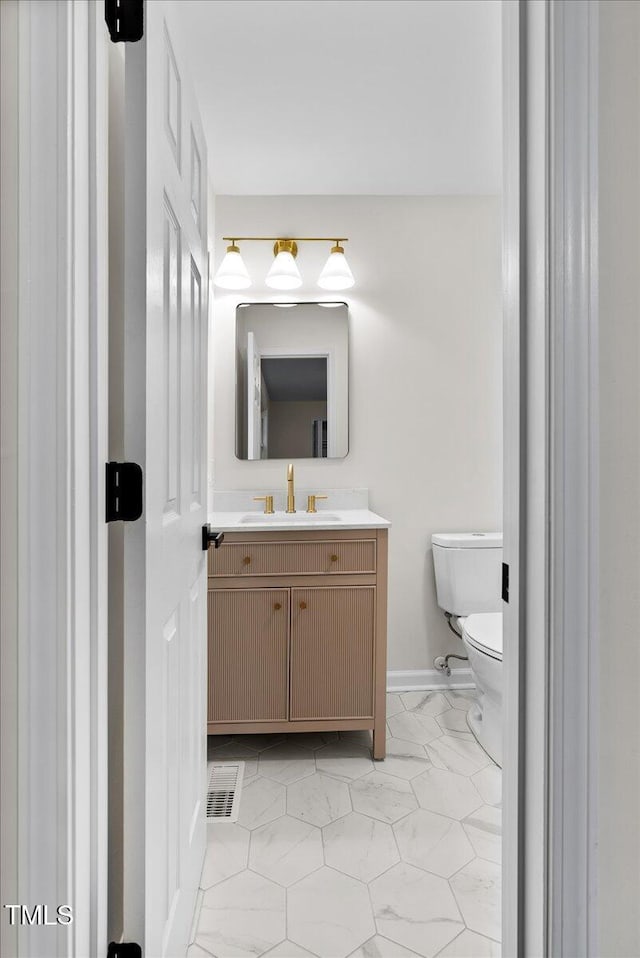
208,589,289,722
290,587,375,720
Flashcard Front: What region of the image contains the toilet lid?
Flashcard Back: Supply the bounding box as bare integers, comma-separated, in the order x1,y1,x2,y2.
463,613,503,660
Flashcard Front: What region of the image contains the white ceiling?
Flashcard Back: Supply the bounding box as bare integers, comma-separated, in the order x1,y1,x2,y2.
177,0,502,195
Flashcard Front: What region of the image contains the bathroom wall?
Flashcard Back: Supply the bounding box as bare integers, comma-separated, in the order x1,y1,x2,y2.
210,195,502,673
597,3,640,953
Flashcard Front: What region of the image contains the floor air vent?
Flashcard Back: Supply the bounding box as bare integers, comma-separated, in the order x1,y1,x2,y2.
206,762,244,822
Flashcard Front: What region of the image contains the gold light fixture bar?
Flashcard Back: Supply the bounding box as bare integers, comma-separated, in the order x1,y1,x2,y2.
222,236,349,243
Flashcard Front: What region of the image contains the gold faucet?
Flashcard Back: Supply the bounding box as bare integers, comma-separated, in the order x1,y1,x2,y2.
306,494,328,513
253,495,274,514
286,463,296,513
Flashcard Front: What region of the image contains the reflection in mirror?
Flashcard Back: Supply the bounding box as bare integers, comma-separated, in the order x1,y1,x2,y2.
236,303,349,460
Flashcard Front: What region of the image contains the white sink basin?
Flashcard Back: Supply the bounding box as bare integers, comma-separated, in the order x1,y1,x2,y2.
240,513,342,524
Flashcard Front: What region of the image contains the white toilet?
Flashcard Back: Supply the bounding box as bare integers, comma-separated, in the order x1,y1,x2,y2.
432,532,503,766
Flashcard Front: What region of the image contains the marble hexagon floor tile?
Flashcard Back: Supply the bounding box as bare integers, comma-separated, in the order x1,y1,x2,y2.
394,808,475,879
386,693,405,717
426,734,490,777
287,771,352,827
435,928,501,957
349,770,418,823
315,743,375,781
197,870,286,958
444,690,477,711
249,815,323,887
187,944,217,957
388,710,442,746
236,776,286,831
288,866,375,958
436,708,472,735
230,734,286,752
288,731,339,750
411,767,484,821
400,691,451,716
258,743,316,785
471,765,502,807
339,729,374,747
348,934,421,957
207,734,233,754
450,858,502,942
369,861,464,958
263,940,319,957
197,731,500,958
379,737,431,781
201,823,250,888
462,805,502,864
323,812,399,882
440,730,476,743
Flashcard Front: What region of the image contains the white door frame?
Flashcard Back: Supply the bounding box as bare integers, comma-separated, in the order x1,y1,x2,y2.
0,2,109,956
0,1,601,956
547,1,600,954
502,1,600,955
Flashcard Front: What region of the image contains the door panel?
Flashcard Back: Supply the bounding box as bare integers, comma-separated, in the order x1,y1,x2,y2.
290,587,375,720
208,589,290,723
163,197,181,519
123,3,208,954
189,256,203,507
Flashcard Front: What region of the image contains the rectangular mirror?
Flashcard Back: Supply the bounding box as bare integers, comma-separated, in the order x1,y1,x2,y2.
236,302,349,460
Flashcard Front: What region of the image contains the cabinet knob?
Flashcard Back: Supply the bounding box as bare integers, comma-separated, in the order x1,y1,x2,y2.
242,556,251,565
273,602,282,610
330,554,339,562
299,601,307,610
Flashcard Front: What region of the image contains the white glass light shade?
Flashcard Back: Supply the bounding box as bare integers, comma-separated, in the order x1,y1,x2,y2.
317,246,355,290
265,251,302,290
213,246,251,290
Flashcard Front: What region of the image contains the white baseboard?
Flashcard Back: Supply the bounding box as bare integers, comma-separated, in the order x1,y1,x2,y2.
386,668,474,692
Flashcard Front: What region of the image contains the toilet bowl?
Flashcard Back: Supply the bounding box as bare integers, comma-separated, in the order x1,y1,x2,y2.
461,612,503,767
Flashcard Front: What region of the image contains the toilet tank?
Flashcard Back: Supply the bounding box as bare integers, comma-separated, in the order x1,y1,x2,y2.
431,532,503,616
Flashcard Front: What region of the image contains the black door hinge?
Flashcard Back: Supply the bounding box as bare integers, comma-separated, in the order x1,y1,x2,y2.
202,525,225,552
105,0,143,43
502,562,510,603
107,943,142,958
106,461,143,522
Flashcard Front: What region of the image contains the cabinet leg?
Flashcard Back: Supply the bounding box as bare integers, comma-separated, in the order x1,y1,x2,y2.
373,723,386,760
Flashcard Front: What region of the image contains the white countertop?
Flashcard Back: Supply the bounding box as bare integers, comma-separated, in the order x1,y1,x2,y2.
208,488,389,532
208,508,391,532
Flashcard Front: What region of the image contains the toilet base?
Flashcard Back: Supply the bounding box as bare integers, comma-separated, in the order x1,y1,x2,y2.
466,698,502,768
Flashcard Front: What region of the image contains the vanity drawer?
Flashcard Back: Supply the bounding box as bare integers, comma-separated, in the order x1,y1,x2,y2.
209,538,376,577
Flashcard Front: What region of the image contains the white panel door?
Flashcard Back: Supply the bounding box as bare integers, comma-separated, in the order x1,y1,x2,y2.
123,4,208,954
247,330,262,460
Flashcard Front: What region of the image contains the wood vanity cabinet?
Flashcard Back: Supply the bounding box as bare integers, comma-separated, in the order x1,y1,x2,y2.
207,528,388,759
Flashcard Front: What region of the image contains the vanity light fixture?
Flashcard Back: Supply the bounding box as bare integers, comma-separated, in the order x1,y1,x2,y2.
212,236,355,291
317,243,355,291
212,242,251,290
265,240,302,290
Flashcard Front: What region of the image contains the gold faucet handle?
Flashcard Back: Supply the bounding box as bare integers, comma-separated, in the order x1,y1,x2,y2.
253,495,274,514
306,494,328,514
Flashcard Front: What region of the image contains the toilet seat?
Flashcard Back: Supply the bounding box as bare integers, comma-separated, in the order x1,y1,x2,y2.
463,612,503,661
